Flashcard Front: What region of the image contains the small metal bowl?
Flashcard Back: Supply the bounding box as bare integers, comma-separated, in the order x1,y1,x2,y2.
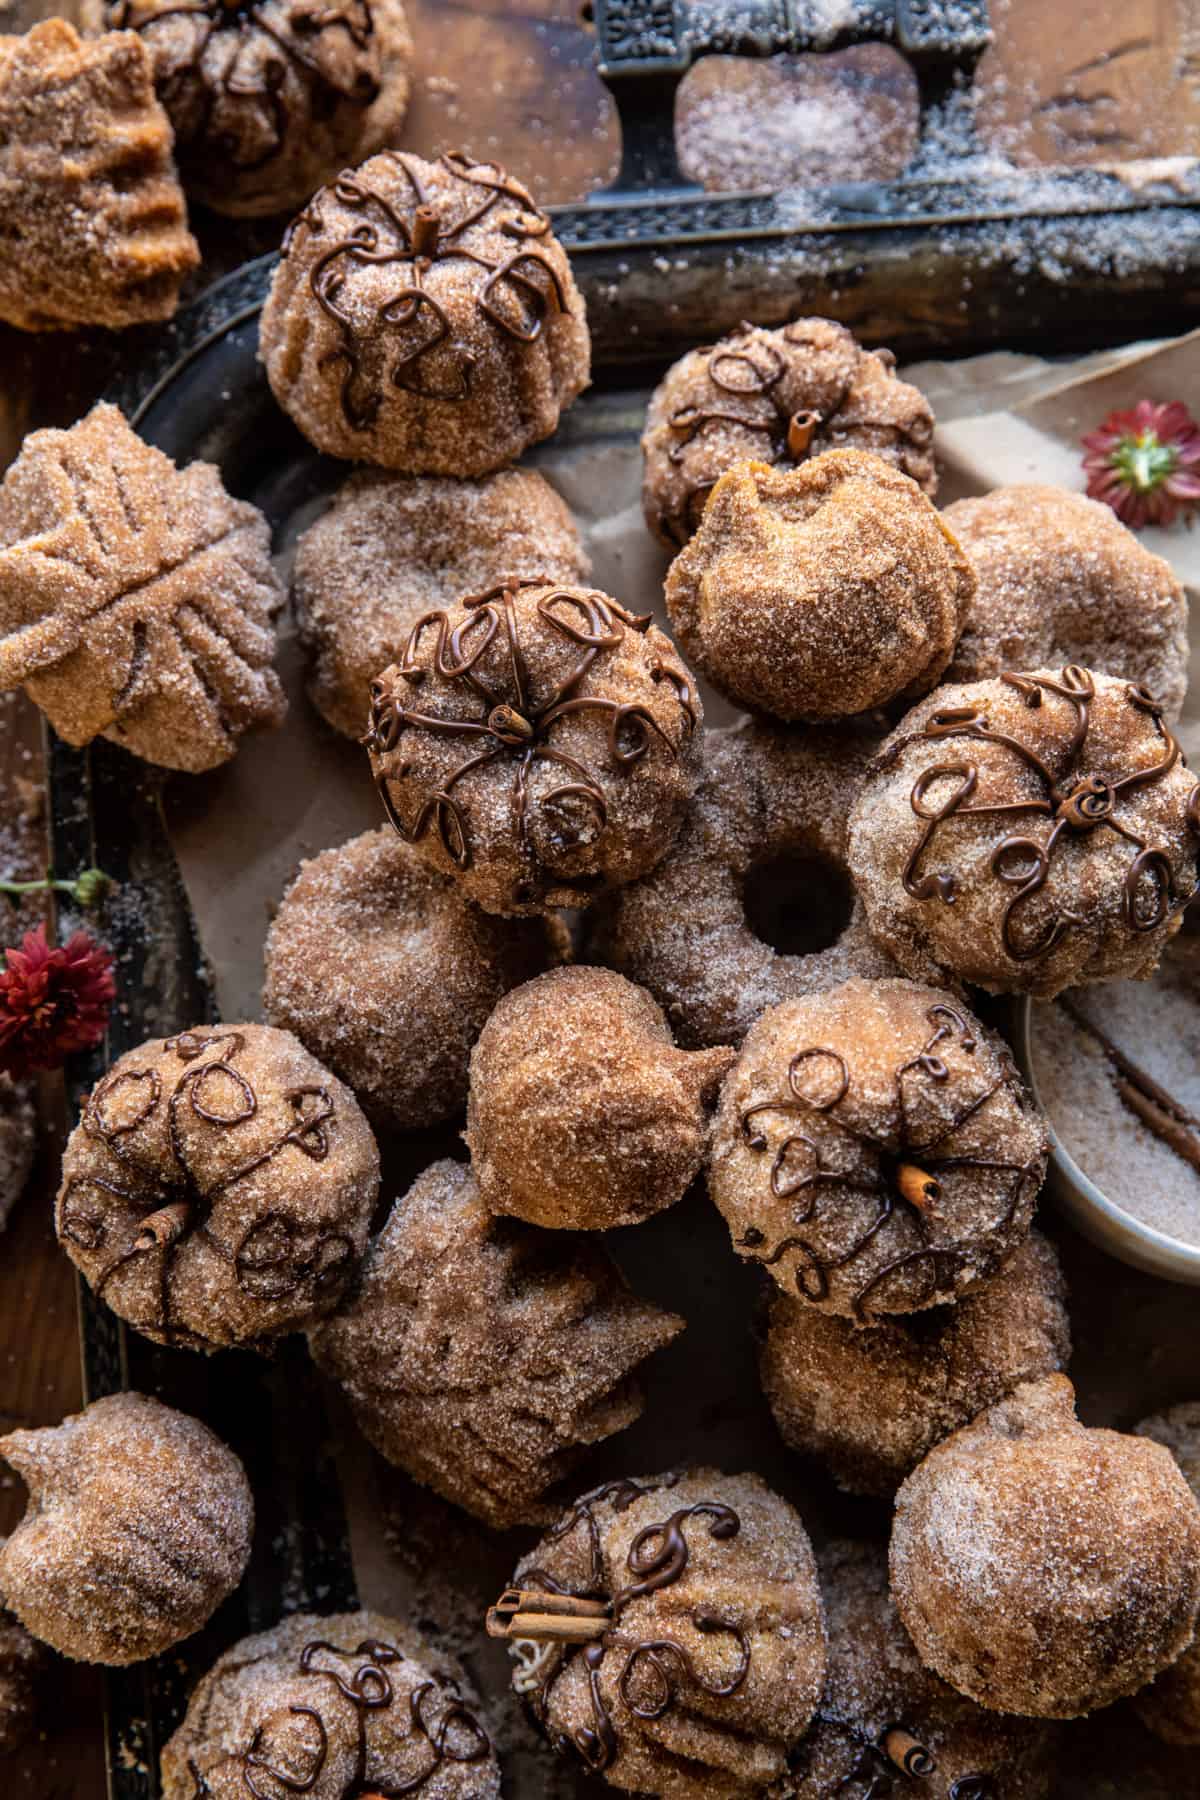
1012,995,1200,1285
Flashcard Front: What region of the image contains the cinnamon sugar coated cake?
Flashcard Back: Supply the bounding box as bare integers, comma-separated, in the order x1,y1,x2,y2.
161,1610,500,1798
0,20,197,331
0,1393,252,1665
0,405,286,772
293,467,589,739
309,1157,683,1527
261,152,590,474
496,1468,827,1795
84,0,414,217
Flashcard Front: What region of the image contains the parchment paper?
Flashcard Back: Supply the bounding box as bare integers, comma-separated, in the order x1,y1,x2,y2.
164,334,1200,1798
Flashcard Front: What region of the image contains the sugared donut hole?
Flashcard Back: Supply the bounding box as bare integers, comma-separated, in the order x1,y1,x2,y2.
743,851,854,958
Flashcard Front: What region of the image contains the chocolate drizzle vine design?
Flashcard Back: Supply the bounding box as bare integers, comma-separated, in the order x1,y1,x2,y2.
660,321,835,544
188,1635,490,1797
487,1476,751,1776
108,0,380,172
365,581,696,903
736,1004,1043,1320
896,667,1200,962
58,1030,353,1348
284,151,568,429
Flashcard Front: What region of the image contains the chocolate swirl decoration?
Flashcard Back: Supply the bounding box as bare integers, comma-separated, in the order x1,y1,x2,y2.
896,668,1200,964
736,1003,1042,1320
494,1479,749,1777
191,1636,490,1797
58,1030,353,1348
108,0,380,175
659,321,843,546
282,151,568,429
364,580,696,906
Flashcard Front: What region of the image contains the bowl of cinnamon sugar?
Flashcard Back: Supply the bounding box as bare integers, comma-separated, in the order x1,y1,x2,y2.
1014,923,1200,1284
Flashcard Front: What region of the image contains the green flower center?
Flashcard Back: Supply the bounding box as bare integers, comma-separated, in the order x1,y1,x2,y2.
1112,429,1178,494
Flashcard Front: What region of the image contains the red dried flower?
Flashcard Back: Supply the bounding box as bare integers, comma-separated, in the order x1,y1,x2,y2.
0,924,115,1076
1082,399,1200,530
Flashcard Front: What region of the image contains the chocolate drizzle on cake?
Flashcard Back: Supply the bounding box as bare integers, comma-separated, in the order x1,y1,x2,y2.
208,1636,490,1796
736,1004,1042,1321
108,0,381,174
897,667,1200,963
57,1029,353,1348
283,151,568,429
661,321,847,546
488,1475,751,1776
365,580,695,901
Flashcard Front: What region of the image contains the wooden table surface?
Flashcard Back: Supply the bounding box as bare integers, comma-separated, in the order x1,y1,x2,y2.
1,1,1196,1794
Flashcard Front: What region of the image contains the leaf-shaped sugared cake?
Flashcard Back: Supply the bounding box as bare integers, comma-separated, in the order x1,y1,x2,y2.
0,404,286,773
0,19,197,332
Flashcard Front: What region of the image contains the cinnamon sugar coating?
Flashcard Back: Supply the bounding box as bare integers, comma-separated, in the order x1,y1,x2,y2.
0,20,197,331
261,151,590,474
760,1233,1070,1496
1133,1402,1200,1745
642,318,936,549
364,580,702,917
589,717,897,1048
0,1611,46,1754
0,1393,252,1666
264,828,550,1132
0,405,286,773
891,1375,1200,1719
709,978,1048,1320
664,452,973,723
161,1608,500,1799
504,1468,826,1796
775,1538,1057,1800
309,1158,683,1528
848,667,1200,999
56,1024,379,1353
294,467,589,739
85,0,413,218
466,966,734,1230
945,486,1189,723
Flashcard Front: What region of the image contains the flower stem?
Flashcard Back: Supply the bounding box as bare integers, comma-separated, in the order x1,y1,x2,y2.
0,867,115,908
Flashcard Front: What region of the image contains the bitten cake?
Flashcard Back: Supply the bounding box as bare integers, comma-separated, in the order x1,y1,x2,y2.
86,0,413,217
642,317,936,548
1134,1402,1200,1744
56,1024,379,1352
161,1609,500,1799
261,152,590,473
848,666,1200,998
709,978,1048,1320
309,1158,683,1527
491,1467,827,1795
466,966,734,1230
264,828,550,1132
0,405,286,773
944,485,1189,721
0,1393,252,1665
293,467,589,738
760,1232,1070,1495
663,452,973,722
778,1538,1057,1799
0,20,197,331
364,580,701,915
891,1375,1200,1718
